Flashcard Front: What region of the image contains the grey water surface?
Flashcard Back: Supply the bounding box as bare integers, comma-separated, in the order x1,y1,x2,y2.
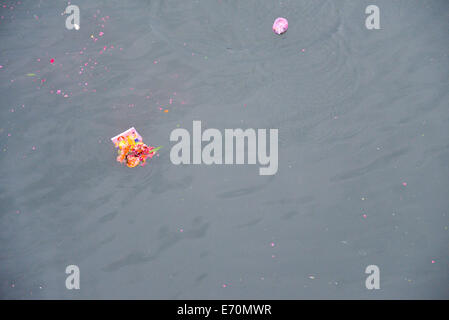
0,0,448,299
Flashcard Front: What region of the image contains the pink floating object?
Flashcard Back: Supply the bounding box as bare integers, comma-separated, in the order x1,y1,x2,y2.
273,17,288,35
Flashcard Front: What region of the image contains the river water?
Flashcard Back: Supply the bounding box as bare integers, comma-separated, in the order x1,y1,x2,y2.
0,0,448,299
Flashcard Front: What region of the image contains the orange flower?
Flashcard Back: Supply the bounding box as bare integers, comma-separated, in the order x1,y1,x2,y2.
126,155,140,168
